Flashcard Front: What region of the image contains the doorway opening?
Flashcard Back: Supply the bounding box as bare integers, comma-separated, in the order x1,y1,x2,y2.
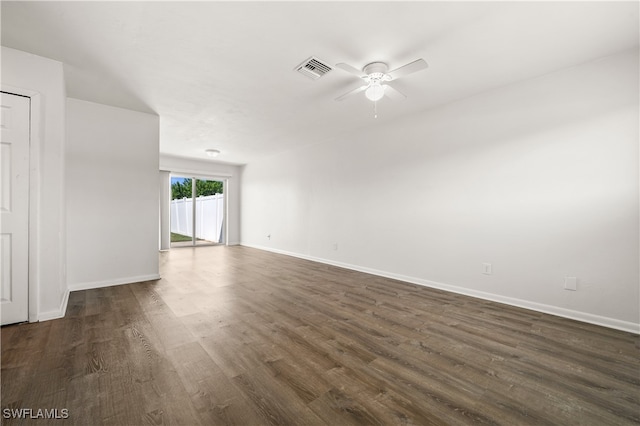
170,175,225,247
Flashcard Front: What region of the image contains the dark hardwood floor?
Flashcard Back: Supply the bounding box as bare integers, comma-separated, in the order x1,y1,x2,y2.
2,246,639,425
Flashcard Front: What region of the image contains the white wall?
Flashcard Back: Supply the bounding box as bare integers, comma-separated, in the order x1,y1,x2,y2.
1,47,68,321
159,170,171,250
66,98,160,290
159,154,242,245
241,49,639,333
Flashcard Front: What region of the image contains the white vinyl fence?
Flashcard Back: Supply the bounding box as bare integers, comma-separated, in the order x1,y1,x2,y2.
171,194,224,243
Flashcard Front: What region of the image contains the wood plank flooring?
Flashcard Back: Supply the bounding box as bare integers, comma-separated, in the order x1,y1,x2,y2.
2,246,639,425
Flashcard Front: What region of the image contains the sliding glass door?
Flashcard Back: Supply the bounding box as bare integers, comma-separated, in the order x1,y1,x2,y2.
194,178,224,246
170,175,224,247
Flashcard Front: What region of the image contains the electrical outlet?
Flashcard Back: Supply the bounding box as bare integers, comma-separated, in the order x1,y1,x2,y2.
482,263,492,275
564,277,577,291
332,243,338,251
267,234,271,240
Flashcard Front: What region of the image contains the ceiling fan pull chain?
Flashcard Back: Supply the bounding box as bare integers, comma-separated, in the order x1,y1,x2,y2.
374,100,378,119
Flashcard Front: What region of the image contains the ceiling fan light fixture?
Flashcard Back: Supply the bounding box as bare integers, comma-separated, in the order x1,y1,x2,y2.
365,83,385,102
205,149,220,158
334,58,427,103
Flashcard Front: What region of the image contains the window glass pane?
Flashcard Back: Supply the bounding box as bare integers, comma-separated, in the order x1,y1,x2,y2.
194,179,224,245
170,176,195,247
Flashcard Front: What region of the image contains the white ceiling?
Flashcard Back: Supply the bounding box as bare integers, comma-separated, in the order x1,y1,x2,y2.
2,1,638,165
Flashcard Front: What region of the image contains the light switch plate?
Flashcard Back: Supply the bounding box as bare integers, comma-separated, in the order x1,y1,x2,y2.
482,263,492,275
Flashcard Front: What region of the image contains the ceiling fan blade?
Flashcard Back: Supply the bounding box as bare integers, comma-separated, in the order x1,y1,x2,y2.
335,84,368,101
335,63,366,78
387,58,428,80
383,84,407,100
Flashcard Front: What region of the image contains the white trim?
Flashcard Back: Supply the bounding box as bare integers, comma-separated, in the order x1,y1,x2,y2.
167,168,232,181
168,173,229,246
28,92,42,323
1,85,42,323
191,174,197,244
223,178,229,246
242,243,640,335
159,152,243,170
38,289,69,322
67,274,161,292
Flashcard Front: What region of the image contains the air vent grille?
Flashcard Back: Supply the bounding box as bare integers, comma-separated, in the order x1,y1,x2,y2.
295,56,332,80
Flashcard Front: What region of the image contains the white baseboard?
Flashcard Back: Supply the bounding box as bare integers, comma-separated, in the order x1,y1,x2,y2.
241,243,640,335
68,273,161,292
38,288,70,322
35,274,160,322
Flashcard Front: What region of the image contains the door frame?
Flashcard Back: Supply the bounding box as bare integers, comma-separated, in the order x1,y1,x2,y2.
167,172,229,247
2,84,42,323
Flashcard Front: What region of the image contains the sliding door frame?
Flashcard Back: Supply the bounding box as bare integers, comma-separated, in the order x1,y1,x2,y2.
168,172,229,248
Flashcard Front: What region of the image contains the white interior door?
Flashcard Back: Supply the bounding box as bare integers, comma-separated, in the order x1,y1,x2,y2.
1,92,30,325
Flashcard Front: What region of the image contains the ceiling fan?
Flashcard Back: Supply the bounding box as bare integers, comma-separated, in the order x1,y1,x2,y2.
334,58,428,102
